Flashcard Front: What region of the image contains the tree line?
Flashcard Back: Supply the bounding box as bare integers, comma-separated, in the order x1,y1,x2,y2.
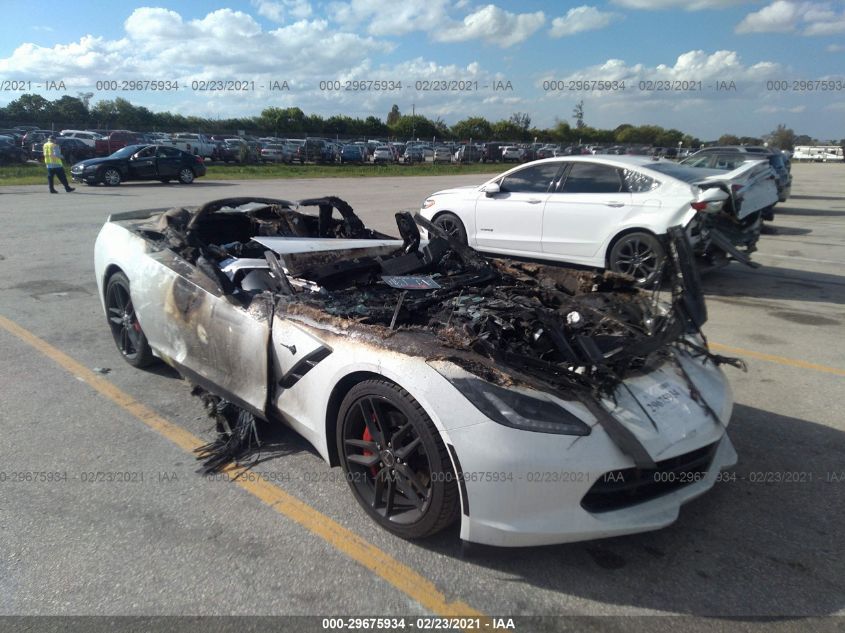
1,93,826,150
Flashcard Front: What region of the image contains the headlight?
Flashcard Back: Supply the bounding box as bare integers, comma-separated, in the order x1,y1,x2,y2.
421,198,436,209
448,377,591,436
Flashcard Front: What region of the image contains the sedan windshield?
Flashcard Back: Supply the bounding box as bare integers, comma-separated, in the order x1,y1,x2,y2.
110,145,146,159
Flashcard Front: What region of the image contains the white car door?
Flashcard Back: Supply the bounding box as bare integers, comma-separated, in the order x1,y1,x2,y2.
542,161,633,260
132,250,272,417
474,162,564,254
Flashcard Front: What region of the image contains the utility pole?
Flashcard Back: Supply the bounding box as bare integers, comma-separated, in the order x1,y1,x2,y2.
412,103,415,140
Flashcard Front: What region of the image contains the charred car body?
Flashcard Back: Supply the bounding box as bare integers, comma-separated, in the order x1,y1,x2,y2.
95,196,740,547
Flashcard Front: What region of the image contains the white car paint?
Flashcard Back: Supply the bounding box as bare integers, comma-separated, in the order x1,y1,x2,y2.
59,130,103,147
420,156,776,269
94,205,737,547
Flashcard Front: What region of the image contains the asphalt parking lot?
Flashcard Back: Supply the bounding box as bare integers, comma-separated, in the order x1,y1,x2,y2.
0,165,842,631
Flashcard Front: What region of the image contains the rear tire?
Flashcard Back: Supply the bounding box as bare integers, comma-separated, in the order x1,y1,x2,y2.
608,231,665,286
178,168,194,184
104,272,156,368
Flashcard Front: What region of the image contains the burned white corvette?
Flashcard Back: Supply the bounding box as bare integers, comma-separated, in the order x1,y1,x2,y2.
94,196,741,547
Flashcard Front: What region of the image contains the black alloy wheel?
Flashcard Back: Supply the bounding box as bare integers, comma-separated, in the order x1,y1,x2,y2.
105,272,155,368
608,232,665,286
337,380,459,539
432,212,468,245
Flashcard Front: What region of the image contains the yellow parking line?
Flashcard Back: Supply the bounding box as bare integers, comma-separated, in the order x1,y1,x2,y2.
710,342,845,377
0,313,484,621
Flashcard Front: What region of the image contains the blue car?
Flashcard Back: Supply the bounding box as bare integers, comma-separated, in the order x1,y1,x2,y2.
339,144,365,164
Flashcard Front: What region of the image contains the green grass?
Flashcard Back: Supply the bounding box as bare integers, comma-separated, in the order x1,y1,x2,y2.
0,163,54,186
0,161,500,186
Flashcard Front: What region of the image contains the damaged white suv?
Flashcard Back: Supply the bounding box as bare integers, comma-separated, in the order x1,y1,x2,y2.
94,196,741,547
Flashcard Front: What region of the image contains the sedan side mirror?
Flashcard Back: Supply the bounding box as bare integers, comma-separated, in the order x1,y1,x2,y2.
484,182,501,197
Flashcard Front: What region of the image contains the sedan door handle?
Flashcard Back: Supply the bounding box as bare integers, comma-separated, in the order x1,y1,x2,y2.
605,201,625,207
527,199,543,204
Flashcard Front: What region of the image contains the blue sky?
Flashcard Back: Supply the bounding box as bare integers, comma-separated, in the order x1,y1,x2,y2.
1,0,843,139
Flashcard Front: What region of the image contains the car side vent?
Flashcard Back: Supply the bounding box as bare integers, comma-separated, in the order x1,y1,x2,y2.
278,346,332,389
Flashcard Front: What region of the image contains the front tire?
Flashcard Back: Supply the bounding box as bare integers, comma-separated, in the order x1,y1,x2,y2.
432,212,468,245
608,231,665,286
337,380,459,539
101,168,121,186
105,272,156,368
178,168,194,184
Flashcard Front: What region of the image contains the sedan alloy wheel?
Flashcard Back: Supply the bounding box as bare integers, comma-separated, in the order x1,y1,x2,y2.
608,232,665,286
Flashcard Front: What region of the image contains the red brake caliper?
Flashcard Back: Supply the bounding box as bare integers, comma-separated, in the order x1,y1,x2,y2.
362,427,378,477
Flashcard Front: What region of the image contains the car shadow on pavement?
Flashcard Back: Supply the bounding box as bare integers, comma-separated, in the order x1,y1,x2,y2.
761,224,811,237
771,204,845,218
418,403,844,618
702,265,845,306
75,181,238,189
788,195,845,202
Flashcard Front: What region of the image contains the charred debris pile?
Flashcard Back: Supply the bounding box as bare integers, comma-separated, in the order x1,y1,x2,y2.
285,211,721,396
142,197,735,397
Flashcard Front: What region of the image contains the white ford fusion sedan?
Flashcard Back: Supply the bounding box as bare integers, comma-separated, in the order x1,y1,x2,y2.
420,156,778,285
94,196,740,547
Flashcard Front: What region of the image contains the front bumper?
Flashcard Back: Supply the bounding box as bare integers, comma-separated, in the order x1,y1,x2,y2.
451,428,736,547
445,370,735,547
71,170,96,184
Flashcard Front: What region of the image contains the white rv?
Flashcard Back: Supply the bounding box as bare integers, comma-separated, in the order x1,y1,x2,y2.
793,145,844,162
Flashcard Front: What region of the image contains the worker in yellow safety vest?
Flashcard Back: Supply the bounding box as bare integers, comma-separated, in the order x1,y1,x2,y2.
43,135,75,194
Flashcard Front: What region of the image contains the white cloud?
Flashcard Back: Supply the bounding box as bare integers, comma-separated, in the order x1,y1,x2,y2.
312,57,521,121
803,17,845,34
0,8,382,83
252,0,313,22
329,1,546,45
612,0,750,10
827,43,845,51
736,1,845,35
0,6,527,126
549,6,621,37
756,104,806,112
0,35,129,78
435,5,546,47
735,1,804,32
536,49,781,109
329,0,449,36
